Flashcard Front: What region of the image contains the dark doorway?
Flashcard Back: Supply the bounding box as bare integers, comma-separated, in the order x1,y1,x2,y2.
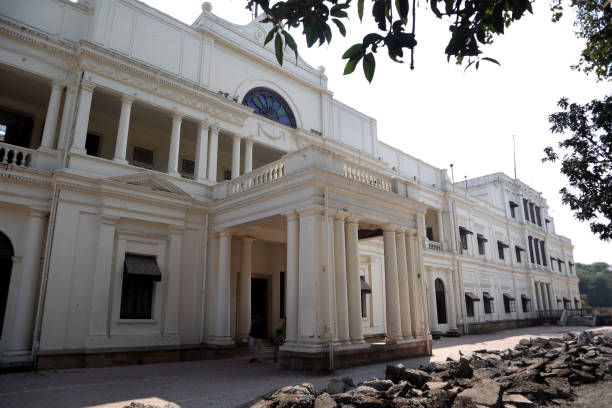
435,278,447,324
0,231,14,338
251,277,268,323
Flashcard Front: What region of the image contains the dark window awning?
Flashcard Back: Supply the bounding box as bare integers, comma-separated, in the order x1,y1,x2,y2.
465,292,481,301
569,262,574,266
545,219,551,223
477,234,488,242
516,246,526,252
503,293,515,301
483,292,494,300
521,294,531,301
124,254,162,281
360,276,372,293
558,259,565,264
497,241,509,249
574,297,579,302
563,297,570,302
459,226,473,235
509,201,519,208
557,297,562,303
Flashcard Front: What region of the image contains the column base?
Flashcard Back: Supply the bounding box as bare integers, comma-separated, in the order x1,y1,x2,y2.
113,158,129,165
37,146,56,153
70,147,87,155
168,171,181,178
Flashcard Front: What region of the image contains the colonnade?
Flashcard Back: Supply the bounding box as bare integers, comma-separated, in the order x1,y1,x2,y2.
534,281,555,311
34,77,255,183
204,210,428,348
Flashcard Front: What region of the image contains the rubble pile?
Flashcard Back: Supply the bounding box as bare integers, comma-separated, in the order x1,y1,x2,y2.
251,330,612,408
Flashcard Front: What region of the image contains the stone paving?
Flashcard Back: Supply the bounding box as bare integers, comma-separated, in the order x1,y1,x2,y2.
1,325,610,408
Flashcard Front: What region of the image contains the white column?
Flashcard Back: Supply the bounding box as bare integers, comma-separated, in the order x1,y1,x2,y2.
427,271,439,333
195,121,209,182
6,208,46,353
538,282,547,311
285,211,299,344
396,230,412,339
168,114,182,177
244,139,253,174
56,85,76,151
211,230,232,345
436,211,445,248
205,233,218,340
345,217,364,344
383,227,402,342
207,125,219,182
71,80,96,154
39,81,64,150
88,215,118,339
406,232,420,335
534,281,541,311
165,227,183,335
447,271,458,331
231,135,241,179
333,214,350,344
546,283,554,310
113,95,134,163
238,237,255,343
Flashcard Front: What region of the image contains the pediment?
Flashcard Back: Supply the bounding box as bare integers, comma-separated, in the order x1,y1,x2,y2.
109,173,189,196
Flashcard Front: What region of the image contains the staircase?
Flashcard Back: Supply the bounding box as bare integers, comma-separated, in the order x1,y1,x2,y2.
566,314,596,327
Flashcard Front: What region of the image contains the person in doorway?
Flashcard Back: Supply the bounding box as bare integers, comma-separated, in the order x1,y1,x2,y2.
273,328,284,362
249,313,266,363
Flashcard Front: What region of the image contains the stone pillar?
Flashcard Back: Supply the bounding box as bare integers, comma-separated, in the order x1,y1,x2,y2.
88,215,118,339
5,208,46,353
40,81,64,150
244,139,253,174
231,135,241,179
345,217,364,344
168,114,182,177
56,85,76,151
406,232,420,335
333,214,350,344
195,121,209,182
534,281,541,311
383,227,402,342
546,284,554,310
285,211,299,344
71,80,96,154
436,211,445,248
446,270,458,332
165,227,183,335
205,232,218,340
207,125,219,182
238,237,255,343
427,271,439,333
396,230,412,339
539,282,547,311
113,95,134,163
211,230,232,345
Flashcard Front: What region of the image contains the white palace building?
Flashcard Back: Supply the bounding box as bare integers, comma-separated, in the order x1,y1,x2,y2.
0,0,580,371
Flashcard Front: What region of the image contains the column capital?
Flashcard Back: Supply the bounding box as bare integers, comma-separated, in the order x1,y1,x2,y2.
382,224,398,233
27,207,48,218
241,236,256,244
171,112,183,121
244,137,254,146
345,215,361,224
199,119,210,130
333,211,348,221
219,229,232,238
50,79,66,89
80,79,96,92
232,134,242,142
395,227,408,234
210,124,220,134
169,225,185,235
99,214,120,226
121,94,136,104
283,210,299,221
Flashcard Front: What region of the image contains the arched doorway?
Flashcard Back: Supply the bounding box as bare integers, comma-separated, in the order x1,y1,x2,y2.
0,231,14,338
435,278,447,324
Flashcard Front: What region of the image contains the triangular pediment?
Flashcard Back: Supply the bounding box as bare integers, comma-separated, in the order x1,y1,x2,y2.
109,172,189,196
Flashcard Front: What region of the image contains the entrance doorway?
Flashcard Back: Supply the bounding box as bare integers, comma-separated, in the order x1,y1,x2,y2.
0,231,14,338
251,278,268,335
435,278,447,324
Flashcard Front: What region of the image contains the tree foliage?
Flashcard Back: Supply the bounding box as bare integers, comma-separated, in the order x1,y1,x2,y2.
246,0,533,81
543,96,612,241
576,262,612,307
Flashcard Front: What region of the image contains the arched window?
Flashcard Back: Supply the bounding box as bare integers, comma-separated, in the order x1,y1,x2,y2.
242,87,296,128
0,231,14,338
435,278,447,324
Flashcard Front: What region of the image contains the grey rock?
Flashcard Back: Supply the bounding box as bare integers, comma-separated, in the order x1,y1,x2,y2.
385,363,406,383
361,378,393,391
455,378,500,407
401,369,432,389
328,378,347,395
315,393,336,408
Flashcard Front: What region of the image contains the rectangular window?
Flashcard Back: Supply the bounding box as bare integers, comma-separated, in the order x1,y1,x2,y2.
181,158,195,175
426,227,434,241
535,206,542,226
483,292,494,314
521,295,531,312
360,276,371,318
540,241,547,266
503,294,515,313
477,234,487,255
534,238,541,265
465,296,474,317
120,254,161,319
133,146,154,165
497,241,508,260
551,257,556,271
515,246,522,263
529,202,536,224
528,236,535,263
85,133,101,157
568,262,574,275
459,227,472,251
558,259,563,273
509,201,518,218
523,199,530,221
223,170,232,181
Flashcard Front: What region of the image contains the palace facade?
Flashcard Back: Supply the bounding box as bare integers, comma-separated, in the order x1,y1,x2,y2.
0,0,580,370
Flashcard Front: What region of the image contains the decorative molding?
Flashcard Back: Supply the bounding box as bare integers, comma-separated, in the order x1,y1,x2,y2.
109,172,189,196
0,18,77,58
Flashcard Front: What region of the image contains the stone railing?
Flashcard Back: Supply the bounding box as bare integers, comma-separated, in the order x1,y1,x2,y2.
0,142,33,167
344,162,393,192
228,159,285,195
428,241,442,251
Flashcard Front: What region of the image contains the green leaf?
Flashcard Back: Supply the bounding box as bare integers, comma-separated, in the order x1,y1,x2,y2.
396,0,409,20
358,0,364,21
482,57,501,66
332,18,346,36
283,31,298,61
363,33,384,47
343,55,362,75
274,33,283,65
342,43,364,59
264,29,275,45
430,0,441,18
324,24,332,44
363,52,376,82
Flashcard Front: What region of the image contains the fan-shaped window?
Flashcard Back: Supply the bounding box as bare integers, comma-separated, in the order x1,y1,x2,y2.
242,87,296,128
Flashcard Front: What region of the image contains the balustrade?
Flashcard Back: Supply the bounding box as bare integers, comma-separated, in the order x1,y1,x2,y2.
343,162,393,192
0,143,32,167
228,160,285,195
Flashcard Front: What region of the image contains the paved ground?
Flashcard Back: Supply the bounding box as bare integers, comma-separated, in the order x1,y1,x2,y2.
1,325,610,408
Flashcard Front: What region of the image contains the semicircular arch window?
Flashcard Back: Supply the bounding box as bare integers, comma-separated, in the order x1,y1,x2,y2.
242,87,296,128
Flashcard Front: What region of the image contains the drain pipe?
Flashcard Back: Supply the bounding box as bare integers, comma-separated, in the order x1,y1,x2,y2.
31,71,83,365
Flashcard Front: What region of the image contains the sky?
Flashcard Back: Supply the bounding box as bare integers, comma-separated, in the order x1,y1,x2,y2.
142,0,611,264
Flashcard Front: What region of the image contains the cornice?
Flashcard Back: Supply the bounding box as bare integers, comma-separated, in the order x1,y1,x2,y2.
77,41,252,126
0,166,52,186
0,18,77,58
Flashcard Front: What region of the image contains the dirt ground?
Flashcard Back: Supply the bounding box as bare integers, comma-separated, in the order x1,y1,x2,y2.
556,379,612,408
